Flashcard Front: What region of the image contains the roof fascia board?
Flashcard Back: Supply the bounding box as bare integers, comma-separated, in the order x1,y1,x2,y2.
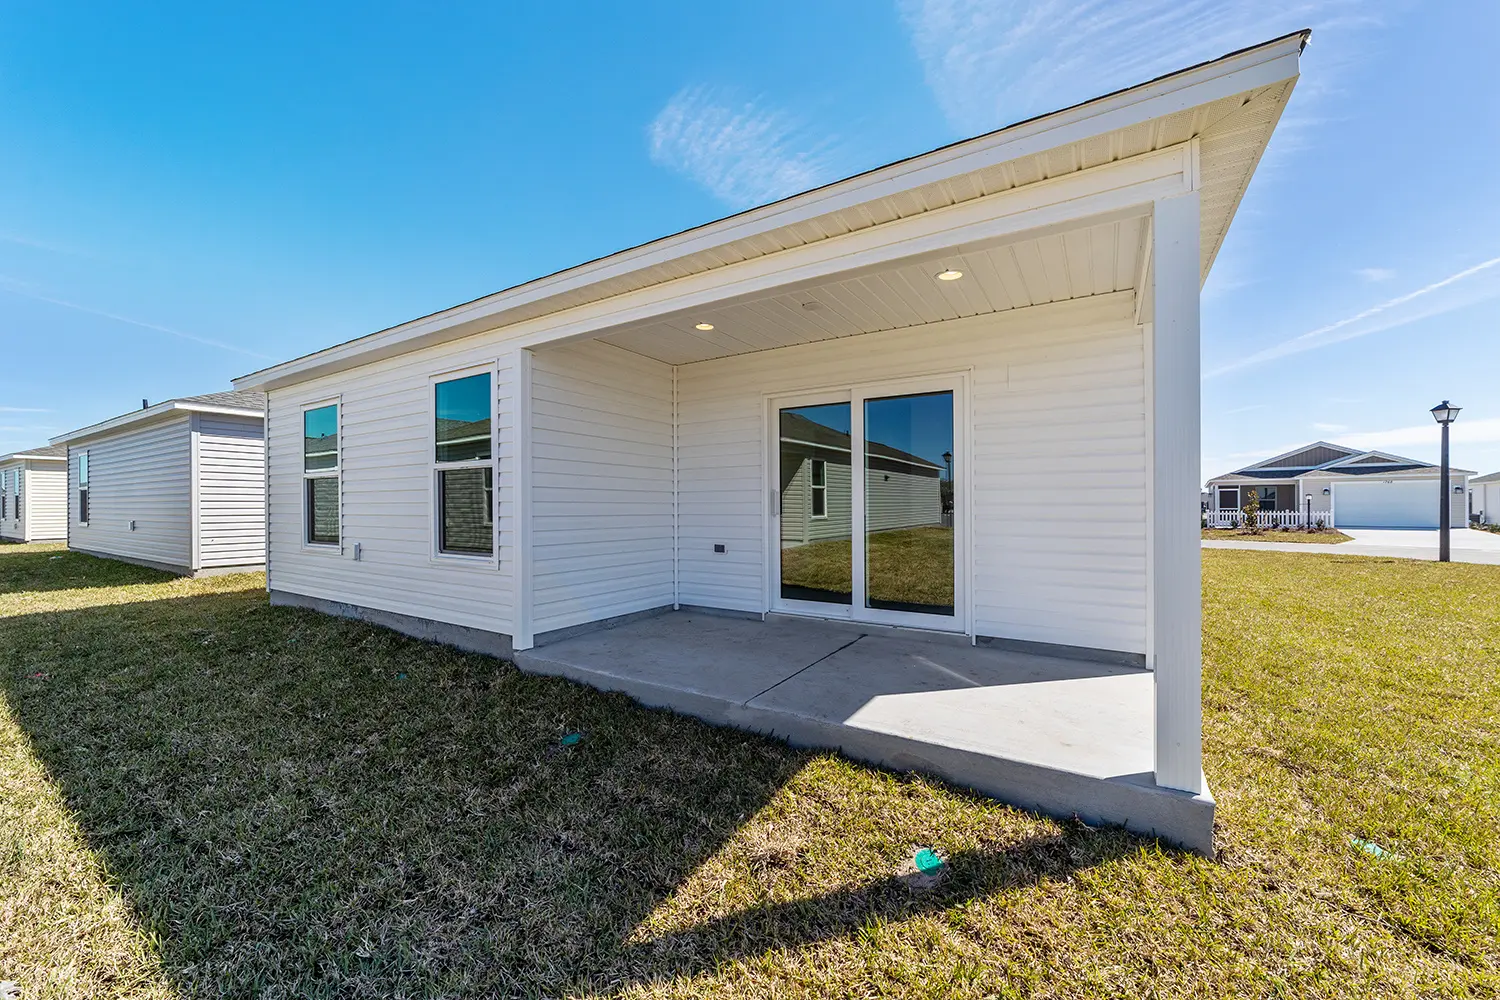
235,36,1303,392
242,147,1187,389
50,402,263,446
1,453,65,463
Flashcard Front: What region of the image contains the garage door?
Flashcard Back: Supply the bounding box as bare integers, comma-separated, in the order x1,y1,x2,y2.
1334,480,1440,528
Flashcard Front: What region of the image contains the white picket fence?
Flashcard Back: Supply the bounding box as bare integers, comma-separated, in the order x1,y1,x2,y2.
1203,508,1328,529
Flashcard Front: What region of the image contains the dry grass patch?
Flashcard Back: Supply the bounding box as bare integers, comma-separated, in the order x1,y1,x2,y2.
0,542,1496,997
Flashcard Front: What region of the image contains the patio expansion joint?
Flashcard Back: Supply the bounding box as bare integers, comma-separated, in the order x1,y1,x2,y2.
740,633,867,707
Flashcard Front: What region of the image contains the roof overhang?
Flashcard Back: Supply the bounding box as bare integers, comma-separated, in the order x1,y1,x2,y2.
50,401,265,447
235,30,1308,392
0,451,66,464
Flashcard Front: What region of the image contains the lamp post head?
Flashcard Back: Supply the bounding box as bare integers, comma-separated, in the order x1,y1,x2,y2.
1431,400,1461,425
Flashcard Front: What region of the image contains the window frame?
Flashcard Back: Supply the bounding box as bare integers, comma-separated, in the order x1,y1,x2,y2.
78,450,90,526
13,467,20,516
809,457,828,519
300,398,342,551
2,470,9,521
429,363,499,564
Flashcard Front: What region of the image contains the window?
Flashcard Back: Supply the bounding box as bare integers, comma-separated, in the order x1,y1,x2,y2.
13,468,19,513
433,371,493,556
78,451,89,524
1217,487,1238,510
1,472,8,519
1257,485,1278,511
810,458,827,518
303,404,339,545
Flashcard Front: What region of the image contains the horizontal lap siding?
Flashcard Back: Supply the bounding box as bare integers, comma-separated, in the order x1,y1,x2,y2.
530,341,674,633
196,415,266,567
69,418,192,569
676,295,1148,654
265,340,516,634
25,463,68,541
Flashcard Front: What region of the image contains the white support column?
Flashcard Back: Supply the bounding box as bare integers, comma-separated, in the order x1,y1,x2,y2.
1151,190,1203,794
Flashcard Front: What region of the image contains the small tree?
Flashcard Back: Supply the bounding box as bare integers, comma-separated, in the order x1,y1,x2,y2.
1241,488,1262,534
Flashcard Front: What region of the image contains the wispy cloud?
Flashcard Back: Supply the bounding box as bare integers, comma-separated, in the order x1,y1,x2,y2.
1218,418,1500,473
1312,421,1348,433
1355,266,1396,282
648,86,842,210
1334,417,1500,455
0,406,50,414
0,278,272,360
897,0,1378,136
1205,255,1500,378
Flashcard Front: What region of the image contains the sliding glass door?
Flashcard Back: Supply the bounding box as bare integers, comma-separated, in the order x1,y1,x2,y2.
773,376,962,631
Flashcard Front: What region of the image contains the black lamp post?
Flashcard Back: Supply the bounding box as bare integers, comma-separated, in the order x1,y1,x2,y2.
1305,493,1312,531
1431,400,1461,562
942,450,953,482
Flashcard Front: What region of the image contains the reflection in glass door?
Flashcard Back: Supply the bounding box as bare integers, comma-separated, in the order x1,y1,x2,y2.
863,392,955,617
778,402,853,605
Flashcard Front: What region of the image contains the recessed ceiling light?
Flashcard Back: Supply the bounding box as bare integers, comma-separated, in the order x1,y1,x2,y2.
695,322,715,331
935,269,964,282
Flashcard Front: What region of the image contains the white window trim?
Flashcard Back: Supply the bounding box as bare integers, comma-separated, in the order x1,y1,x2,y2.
301,397,342,552
78,450,90,527
809,458,828,520
429,362,499,566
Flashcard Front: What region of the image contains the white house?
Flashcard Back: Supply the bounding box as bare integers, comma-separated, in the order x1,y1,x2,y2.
0,445,68,543
1473,471,1500,525
1205,441,1473,529
232,33,1313,852
50,391,267,575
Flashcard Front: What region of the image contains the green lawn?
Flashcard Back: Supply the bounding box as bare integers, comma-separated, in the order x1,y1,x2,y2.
781,525,954,607
1,542,1497,997
1202,528,1354,544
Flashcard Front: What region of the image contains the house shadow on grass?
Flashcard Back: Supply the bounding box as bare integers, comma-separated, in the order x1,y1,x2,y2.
0,545,179,595
0,588,1145,998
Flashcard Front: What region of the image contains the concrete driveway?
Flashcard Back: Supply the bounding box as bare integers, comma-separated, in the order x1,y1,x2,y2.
1203,527,1500,564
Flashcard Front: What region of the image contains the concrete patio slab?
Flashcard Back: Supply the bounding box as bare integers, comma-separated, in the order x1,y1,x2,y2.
748,635,1153,779
515,610,1214,854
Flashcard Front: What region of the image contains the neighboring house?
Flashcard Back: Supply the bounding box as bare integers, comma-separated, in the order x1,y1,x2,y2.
777,409,945,549
230,33,1311,850
1473,471,1500,525
49,391,268,575
0,444,68,543
1205,441,1473,529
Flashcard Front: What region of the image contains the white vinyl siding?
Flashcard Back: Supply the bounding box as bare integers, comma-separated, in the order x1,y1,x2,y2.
529,340,674,634
13,462,67,542
779,450,853,545
196,414,267,568
678,295,1148,654
264,340,517,634
68,417,193,570
865,465,943,534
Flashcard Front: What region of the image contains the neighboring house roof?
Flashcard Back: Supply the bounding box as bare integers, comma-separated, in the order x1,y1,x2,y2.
233,30,1309,392
50,390,266,447
1473,471,1500,485
1207,441,1476,485
0,443,67,463
779,411,942,471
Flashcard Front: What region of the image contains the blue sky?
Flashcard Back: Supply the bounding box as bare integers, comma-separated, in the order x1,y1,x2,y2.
2,2,1497,481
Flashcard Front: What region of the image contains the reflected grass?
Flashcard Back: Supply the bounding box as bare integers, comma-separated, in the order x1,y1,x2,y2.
781,526,954,607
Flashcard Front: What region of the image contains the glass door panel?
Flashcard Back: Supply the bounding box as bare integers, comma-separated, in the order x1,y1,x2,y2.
862,391,955,617
778,402,853,605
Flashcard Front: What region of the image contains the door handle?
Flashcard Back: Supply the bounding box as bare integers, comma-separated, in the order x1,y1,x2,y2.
769,488,779,516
